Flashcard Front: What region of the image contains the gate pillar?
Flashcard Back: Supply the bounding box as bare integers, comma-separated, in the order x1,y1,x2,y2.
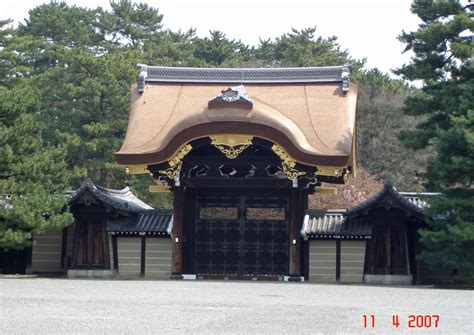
289,188,302,281
171,187,185,279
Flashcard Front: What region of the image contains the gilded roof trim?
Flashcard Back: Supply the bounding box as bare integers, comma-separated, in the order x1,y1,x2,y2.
115,122,351,167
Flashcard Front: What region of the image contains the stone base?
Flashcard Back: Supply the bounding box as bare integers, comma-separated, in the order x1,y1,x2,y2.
284,276,305,282
288,276,302,282
364,274,413,285
67,269,116,279
170,274,184,280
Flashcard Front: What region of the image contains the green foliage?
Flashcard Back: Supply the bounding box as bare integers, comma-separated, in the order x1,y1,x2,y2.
0,76,73,250
419,189,474,277
0,1,430,248
105,0,163,47
269,27,365,69
396,0,473,278
194,30,251,66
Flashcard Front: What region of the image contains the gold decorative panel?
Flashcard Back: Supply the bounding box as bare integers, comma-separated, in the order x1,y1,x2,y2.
315,166,345,178
159,161,182,179
169,144,193,167
158,144,192,179
246,208,286,221
271,144,306,180
199,207,239,220
125,165,149,175
210,134,254,159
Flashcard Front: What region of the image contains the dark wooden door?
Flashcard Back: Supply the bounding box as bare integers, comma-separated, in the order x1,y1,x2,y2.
195,192,289,275
72,220,109,269
365,222,409,275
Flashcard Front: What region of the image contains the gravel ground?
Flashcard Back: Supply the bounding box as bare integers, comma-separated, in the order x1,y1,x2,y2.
0,278,472,334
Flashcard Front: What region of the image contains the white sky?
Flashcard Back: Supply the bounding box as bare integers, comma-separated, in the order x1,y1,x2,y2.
0,0,423,75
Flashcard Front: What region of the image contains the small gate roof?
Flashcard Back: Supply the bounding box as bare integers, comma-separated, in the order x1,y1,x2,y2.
302,183,436,240
344,181,426,219
69,178,153,214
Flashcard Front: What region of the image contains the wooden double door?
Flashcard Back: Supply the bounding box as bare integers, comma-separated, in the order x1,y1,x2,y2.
72,219,109,269
195,192,289,275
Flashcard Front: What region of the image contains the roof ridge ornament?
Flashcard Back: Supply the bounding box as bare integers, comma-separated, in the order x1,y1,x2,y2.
341,65,351,93
208,86,253,110
137,63,148,94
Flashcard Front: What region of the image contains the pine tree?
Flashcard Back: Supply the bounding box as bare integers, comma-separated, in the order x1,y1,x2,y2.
0,21,73,250
396,0,474,278
1,1,437,228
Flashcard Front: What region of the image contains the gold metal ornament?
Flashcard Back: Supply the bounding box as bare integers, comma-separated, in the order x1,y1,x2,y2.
169,144,192,167
125,165,149,175
158,144,192,179
210,135,254,159
315,166,345,178
271,144,306,180
159,161,183,179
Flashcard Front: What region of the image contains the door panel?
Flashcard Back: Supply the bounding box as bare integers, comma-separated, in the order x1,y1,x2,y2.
72,220,107,269
195,192,289,275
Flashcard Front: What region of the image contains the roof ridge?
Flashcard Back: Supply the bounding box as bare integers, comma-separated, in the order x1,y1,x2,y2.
137,64,352,90
142,64,351,71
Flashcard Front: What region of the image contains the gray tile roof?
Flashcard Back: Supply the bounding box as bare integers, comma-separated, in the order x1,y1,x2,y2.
301,210,372,239
399,192,439,209
344,181,425,219
138,64,352,86
69,178,153,214
301,184,438,240
107,210,172,236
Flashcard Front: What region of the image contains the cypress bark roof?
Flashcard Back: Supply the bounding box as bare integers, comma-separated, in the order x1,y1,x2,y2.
115,65,357,170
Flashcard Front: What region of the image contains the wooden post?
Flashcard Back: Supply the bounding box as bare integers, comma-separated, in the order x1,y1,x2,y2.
87,221,93,269
103,220,111,270
71,220,79,268
112,235,118,272
403,224,411,276
140,236,146,278
288,188,301,281
182,190,195,274
61,227,68,270
336,239,341,282
171,187,184,279
301,192,309,279
385,223,391,275
367,226,378,274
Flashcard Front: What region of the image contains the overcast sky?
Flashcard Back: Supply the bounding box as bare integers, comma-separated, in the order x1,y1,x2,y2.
1,0,425,76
